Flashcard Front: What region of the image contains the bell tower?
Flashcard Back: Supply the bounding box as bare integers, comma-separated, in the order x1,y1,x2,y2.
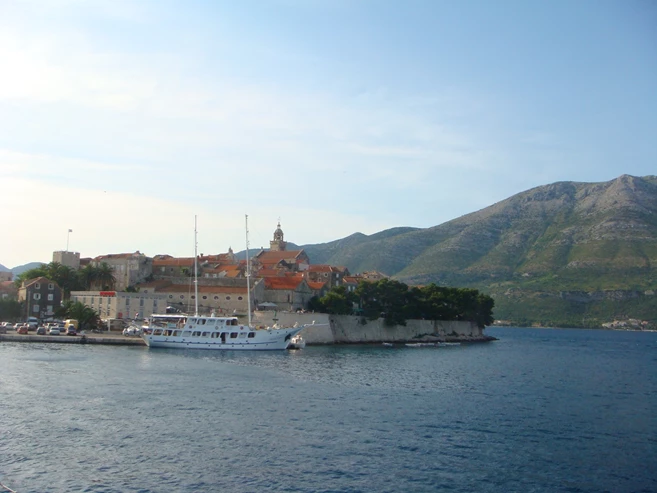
270,220,287,251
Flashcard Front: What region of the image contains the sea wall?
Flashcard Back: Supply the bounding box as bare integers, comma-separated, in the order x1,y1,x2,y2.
251,311,490,344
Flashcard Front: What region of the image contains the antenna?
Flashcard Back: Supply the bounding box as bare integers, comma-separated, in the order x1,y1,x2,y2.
194,215,199,317
246,214,252,328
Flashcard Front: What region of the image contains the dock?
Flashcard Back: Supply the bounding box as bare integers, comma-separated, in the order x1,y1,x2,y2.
0,333,145,346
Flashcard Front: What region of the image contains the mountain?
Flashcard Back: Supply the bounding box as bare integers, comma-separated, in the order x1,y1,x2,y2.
297,174,657,327
0,263,9,272
9,262,46,278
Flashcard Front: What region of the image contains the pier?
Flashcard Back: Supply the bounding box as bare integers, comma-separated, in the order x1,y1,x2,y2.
0,333,145,346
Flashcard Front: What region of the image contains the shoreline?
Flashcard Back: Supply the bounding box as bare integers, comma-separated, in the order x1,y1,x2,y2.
0,332,497,347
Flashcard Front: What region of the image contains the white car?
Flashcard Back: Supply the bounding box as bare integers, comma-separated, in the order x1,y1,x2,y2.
123,326,141,336
48,326,61,335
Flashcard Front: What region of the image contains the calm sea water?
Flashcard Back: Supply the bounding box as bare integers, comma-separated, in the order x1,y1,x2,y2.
1,327,655,493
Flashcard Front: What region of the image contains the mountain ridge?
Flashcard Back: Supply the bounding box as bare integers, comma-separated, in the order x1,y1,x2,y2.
296,174,657,326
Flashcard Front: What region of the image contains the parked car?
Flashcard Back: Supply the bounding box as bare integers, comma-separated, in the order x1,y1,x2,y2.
36,326,47,335
48,326,61,335
17,326,29,334
66,326,77,336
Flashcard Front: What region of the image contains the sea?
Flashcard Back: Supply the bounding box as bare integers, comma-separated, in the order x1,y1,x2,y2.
1,327,655,493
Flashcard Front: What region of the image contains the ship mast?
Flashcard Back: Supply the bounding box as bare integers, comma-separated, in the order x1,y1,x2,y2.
245,214,252,328
194,215,199,317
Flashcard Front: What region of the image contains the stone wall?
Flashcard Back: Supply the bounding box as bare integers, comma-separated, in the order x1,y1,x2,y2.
250,311,490,344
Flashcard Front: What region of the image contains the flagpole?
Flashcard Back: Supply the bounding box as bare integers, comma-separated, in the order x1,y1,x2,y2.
67,229,72,251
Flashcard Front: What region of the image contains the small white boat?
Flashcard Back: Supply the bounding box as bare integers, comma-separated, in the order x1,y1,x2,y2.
287,334,306,349
382,342,394,347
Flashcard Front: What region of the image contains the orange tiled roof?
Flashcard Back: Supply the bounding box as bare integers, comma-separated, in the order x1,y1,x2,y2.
343,276,361,284
95,251,142,260
307,264,335,273
23,276,58,288
199,253,235,263
307,281,326,291
264,276,304,290
136,280,173,290
0,281,17,294
166,285,248,294
255,250,304,262
153,257,196,267
255,268,286,277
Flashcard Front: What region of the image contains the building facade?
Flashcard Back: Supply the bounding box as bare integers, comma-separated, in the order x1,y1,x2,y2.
70,290,168,320
18,277,63,320
53,251,81,269
92,251,153,291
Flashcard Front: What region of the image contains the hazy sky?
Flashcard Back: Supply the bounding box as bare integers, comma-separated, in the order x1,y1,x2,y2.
2,0,656,268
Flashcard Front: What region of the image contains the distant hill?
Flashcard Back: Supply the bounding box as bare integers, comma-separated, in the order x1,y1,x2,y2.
0,263,9,272
297,175,657,328
9,262,46,278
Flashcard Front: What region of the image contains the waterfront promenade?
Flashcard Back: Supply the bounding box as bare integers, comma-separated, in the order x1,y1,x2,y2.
0,332,144,346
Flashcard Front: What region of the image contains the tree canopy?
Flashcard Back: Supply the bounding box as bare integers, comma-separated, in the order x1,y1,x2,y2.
14,261,116,298
313,280,494,328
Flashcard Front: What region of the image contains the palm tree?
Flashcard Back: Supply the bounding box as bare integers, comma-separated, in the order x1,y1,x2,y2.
96,263,116,290
79,264,98,290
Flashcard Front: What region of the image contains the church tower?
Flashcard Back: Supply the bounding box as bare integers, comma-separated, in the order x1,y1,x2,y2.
270,221,287,251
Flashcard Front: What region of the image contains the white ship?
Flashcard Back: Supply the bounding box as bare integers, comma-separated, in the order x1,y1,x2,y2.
141,314,305,350
141,214,308,351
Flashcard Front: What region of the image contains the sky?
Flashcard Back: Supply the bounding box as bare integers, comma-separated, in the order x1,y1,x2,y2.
2,0,656,269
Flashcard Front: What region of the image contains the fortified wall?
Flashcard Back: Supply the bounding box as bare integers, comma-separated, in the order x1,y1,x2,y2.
251,311,491,344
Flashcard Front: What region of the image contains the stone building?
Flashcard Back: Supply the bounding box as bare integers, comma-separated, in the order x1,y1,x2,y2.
136,278,265,317
70,290,168,320
305,264,349,289
92,251,153,291
53,251,81,269
261,276,315,312
18,277,63,320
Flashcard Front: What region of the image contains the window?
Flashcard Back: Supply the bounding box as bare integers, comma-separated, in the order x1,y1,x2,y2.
126,298,130,305
202,332,209,337
48,283,54,290
226,296,231,300
169,295,173,299
180,295,184,299
214,296,219,300
202,296,207,300
35,283,40,289
140,299,144,306
33,293,41,300
48,294,53,301
238,296,243,301
247,332,255,338
238,333,247,338
33,305,39,313
191,296,195,300
46,305,53,314
230,332,238,338
182,331,191,337
192,331,201,337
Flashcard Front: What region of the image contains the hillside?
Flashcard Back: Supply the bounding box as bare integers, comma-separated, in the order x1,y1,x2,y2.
299,175,657,327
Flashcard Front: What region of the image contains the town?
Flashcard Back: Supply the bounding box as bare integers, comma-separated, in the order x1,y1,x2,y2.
1,222,386,324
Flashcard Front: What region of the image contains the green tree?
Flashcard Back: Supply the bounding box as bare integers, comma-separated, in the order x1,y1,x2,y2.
96,263,116,290
0,299,22,322
319,286,355,315
14,262,84,299
57,300,101,329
